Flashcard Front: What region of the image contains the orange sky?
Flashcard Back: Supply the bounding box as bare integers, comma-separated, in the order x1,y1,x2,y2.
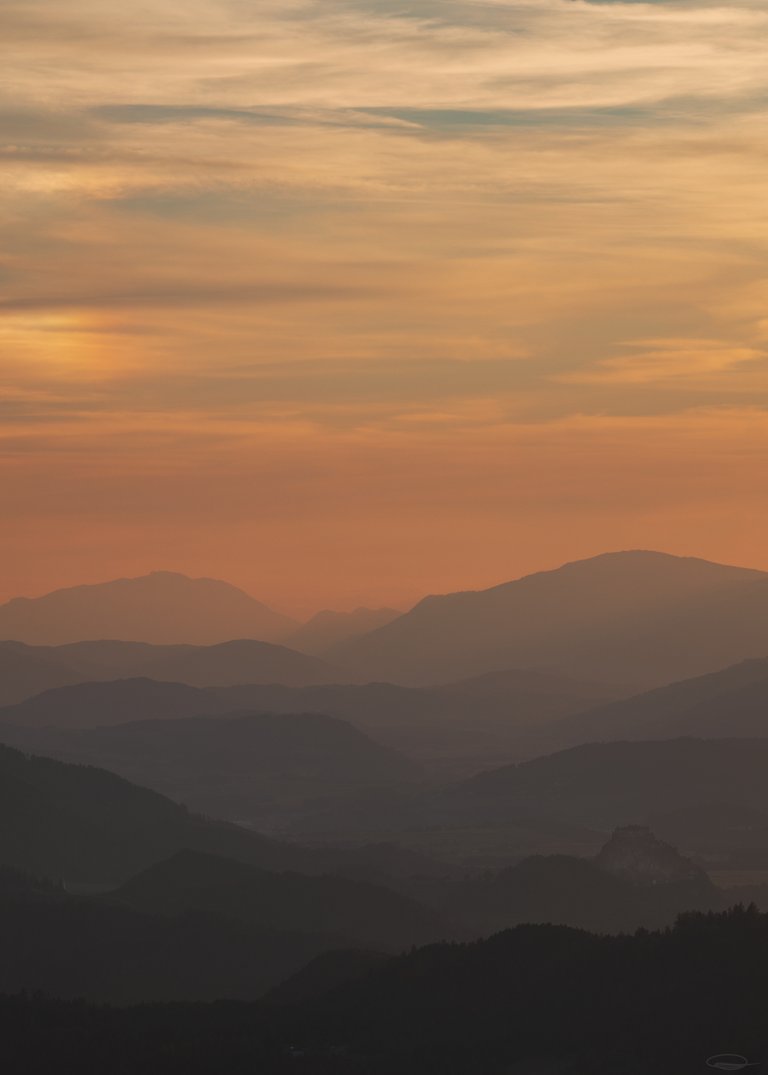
2,0,768,615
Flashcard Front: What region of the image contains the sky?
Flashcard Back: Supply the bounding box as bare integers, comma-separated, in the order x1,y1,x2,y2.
2,0,768,615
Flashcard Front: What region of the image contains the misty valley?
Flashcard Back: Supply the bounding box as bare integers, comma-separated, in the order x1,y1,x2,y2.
2,553,768,1071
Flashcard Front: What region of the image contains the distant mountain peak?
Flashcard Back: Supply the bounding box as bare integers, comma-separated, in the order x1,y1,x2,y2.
334,549,768,687
0,573,297,646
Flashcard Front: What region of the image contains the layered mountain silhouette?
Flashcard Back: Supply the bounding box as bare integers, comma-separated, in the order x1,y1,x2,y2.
266,948,390,1005
0,736,451,891
0,571,297,646
113,849,449,951
283,737,768,865
450,738,768,833
448,826,722,935
1,710,420,828
285,607,403,656
0,665,624,775
0,642,82,706
0,677,231,728
551,657,768,747
0,885,333,1003
333,550,768,686
213,672,623,775
0,638,339,707
0,739,333,884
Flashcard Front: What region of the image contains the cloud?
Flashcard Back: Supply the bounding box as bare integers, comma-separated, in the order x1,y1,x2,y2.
559,339,768,385
4,0,768,607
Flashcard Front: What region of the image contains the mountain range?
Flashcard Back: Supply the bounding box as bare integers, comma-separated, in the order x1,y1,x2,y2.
0,708,419,829
0,662,625,775
549,657,768,747
0,638,340,707
0,572,297,646
333,550,768,686
5,551,768,694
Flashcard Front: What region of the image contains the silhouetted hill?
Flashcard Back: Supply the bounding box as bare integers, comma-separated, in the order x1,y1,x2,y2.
0,895,334,1003
0,571,296,645
286,608,402,656
0,652,623,775
287,738,768,864
138,638,338,687
1,710,420,828
214,673,625,776
292,906,768,1073
8,908,768,1073
0,741,360,884
434,666,623,705
0,639,340,706
554,658,768,747
392,825,723,936
459,853,720,936
113,850,451,951
452,738,768,831
266,948,390,1004
333,550,768,686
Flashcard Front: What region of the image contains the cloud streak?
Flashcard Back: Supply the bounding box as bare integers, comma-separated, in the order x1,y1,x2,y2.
3,0,768,607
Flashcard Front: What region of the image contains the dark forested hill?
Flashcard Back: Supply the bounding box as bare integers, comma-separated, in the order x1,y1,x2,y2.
0,895,332,1004
3,907,768,1073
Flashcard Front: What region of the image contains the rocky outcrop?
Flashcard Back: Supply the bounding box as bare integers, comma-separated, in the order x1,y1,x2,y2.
595,825,707,886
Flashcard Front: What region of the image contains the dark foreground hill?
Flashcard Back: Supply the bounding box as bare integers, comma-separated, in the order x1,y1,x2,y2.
3,906,768,1074
0,889,331,1003
0,846,450,1004
333,550,768,686
0,571,296,645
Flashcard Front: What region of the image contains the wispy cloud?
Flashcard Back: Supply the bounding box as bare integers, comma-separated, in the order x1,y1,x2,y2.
3,0,768,605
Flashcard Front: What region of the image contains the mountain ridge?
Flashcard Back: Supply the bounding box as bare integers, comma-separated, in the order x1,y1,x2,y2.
0,572,297,646
332,550,768,686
